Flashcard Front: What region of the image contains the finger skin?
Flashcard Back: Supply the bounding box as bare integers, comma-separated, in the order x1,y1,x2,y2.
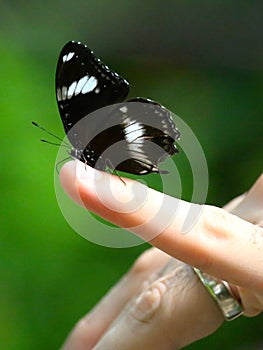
60,162,263,294
61,249,170,350
223,174,263,316
229,173,263,226
93,260,223,350
60,166,263,349
61,252,223,350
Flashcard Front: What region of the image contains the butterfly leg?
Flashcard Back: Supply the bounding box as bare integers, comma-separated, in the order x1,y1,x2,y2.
105,159,126,186
55,156,73,174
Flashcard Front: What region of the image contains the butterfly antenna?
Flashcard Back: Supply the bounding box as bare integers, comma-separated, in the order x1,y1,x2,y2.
32,121,70,148
40,139,71,149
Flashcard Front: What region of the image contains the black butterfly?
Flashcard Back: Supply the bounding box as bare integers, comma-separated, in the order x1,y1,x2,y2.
55,41,180,175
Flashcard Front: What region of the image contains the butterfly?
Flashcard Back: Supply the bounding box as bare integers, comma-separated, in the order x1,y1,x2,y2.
55,41,181,175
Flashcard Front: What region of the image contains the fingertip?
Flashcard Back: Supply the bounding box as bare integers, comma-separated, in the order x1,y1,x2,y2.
59,160,84,206
59,161,132,209
60,160,76,180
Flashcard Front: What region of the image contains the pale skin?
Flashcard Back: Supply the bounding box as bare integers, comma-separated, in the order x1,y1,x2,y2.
59,161,263,350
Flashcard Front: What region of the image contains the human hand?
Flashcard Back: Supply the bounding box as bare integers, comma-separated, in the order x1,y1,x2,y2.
60,162,263,349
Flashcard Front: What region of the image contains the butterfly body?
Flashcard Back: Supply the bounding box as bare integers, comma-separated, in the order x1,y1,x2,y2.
56,41,180,175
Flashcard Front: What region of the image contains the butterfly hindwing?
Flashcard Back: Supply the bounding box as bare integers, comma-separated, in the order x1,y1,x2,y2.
81,99,180,175
114,100,180,174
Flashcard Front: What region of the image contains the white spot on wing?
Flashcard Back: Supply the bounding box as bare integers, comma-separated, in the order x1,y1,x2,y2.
57,88,62,101
62,52,75,62
61,86,68,100
123,120,151,162
119,106,128,113
124,122,144,143
95,87,100,94
67,81,77,99
67,52,75,61
81,76,98,94
75,76,89,95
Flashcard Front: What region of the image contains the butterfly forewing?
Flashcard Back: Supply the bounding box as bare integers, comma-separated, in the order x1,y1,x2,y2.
56,41,130,146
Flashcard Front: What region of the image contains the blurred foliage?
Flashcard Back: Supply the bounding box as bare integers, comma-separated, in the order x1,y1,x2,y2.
0,1,262,349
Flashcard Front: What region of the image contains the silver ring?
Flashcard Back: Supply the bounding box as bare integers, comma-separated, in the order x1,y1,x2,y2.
193,268,243,321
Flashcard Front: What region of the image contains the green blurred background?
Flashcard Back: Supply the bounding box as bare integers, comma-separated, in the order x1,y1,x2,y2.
0,1,262,349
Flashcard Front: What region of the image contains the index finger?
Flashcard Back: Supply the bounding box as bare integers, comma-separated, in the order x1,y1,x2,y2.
60,161,263,293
